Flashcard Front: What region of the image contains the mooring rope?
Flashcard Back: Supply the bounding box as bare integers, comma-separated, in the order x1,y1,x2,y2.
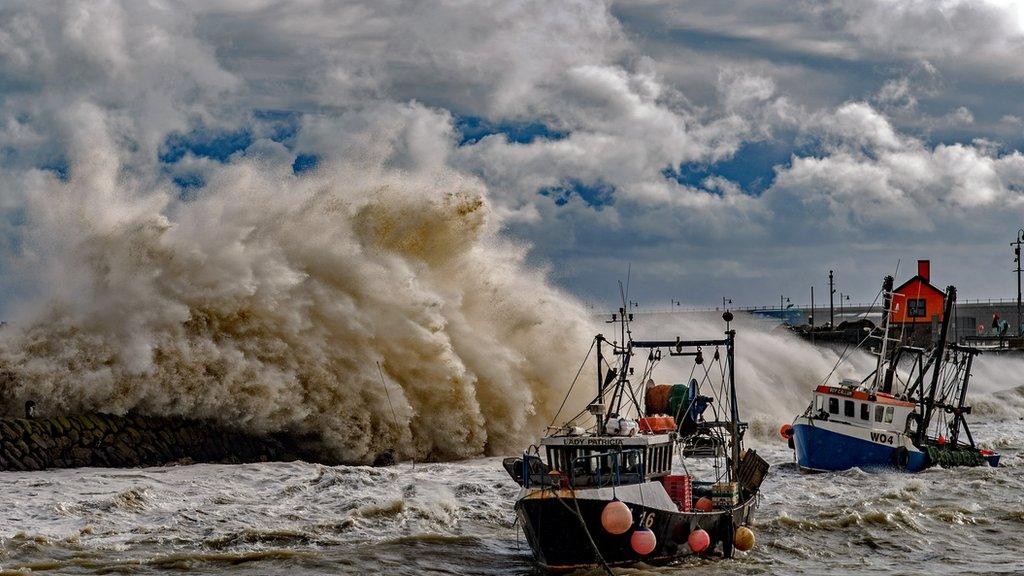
548,486,615,576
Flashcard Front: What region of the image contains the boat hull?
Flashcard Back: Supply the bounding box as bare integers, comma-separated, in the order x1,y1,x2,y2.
515,486,756,572
792,418,929,472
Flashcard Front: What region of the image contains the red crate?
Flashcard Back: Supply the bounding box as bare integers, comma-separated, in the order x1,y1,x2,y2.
661,474,692,511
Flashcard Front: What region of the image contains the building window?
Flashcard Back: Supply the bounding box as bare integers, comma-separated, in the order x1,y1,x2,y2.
860,403,870,420
875,405,884,422
844,400,855,417
907,298,927,318
884,407,894,423
829,398,839,414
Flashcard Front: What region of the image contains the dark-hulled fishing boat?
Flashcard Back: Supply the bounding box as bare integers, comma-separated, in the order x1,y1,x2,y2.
504,311,768,572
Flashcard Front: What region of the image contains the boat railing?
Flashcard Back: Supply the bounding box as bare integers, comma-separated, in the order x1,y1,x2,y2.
569,448,645,488
520,453,547,489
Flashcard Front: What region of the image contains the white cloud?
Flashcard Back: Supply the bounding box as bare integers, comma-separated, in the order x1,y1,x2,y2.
0,0,1023,344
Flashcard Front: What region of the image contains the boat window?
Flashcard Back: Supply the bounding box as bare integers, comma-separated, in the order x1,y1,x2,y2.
908,298,927,318
623,450,640,474
844,400,855,417
860,403,870,420
828,397,839,414
815,396,824,411
647,445,669,475
884,406,894,423
875,405,884,422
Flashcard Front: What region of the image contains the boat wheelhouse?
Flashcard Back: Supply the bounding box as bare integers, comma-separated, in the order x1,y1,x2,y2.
812,383,917,430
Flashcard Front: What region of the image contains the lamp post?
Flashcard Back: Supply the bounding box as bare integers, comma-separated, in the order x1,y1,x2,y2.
1014,229,1024,336
780,295,791,323
829,270,835,328
839,292,851,321
810,286,815,328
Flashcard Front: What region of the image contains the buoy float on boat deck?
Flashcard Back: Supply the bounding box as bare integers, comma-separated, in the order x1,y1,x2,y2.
601,500,633,535
695,496,713,512
734,526,755,551
779,423,794,440
688,528,710,553
630,527,657,555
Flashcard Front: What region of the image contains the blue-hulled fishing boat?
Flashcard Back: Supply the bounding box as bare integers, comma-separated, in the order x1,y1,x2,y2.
784,276,999,472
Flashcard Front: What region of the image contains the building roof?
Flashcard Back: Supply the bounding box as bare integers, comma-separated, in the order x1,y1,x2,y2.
893,275,945,297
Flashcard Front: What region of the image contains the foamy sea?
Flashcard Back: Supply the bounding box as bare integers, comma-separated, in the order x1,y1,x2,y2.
0,418,1019,575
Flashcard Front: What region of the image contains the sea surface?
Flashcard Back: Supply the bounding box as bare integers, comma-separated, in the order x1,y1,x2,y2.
0,421,1020,575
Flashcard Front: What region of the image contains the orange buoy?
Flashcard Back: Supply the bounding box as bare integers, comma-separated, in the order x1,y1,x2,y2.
687,528,710,553
779,423,794,440
630,527,657,555
601,500,633,535
734,526,755,551
695,497,713,512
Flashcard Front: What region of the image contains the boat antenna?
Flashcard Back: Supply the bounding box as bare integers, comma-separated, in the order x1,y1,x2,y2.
377,361,412,468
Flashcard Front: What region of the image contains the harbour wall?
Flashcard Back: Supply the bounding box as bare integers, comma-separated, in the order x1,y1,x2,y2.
631,300,1024,342
0,413,312,472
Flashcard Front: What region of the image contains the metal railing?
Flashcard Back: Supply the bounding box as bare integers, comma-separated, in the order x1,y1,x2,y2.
592,298,1024,317
569,449,644,488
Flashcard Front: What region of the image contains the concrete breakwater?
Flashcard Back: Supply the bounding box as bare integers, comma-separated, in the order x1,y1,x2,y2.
0,413,307,471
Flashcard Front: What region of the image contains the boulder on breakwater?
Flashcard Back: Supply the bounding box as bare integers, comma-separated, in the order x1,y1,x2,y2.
0,412,310,471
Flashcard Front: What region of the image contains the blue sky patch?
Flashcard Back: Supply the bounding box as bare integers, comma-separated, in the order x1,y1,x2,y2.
292,153,318,174
159,128,254,164
40,159,69,182
539,179,614,209
173,173,205,190
455,115,566,146
664,135,811,195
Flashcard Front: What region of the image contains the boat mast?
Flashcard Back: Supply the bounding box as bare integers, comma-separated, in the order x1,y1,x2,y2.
872,275,895,391
596,334,604,434
949,346,976,447
918,285,956,444
727,327,740,482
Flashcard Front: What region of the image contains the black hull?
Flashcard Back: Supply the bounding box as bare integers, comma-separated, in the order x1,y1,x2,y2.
516,490,757,572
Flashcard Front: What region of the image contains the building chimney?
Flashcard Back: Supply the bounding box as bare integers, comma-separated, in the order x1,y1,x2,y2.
917,259,930,282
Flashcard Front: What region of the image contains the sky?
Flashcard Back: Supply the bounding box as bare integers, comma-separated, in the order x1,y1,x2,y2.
2,0,1024,313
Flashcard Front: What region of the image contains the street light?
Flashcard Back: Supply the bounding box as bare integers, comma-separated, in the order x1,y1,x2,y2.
1014,228,1024,336
829,270,835,328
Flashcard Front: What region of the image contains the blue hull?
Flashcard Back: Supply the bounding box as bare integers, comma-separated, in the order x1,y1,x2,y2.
793,423,928,472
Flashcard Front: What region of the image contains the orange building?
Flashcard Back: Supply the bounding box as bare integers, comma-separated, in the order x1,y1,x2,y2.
890,260,945,326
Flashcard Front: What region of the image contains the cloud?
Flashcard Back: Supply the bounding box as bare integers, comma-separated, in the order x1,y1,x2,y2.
0,0,1023,349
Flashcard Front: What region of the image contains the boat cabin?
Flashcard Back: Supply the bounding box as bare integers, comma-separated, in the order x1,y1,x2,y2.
812,385,917,433
504,433,675,489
